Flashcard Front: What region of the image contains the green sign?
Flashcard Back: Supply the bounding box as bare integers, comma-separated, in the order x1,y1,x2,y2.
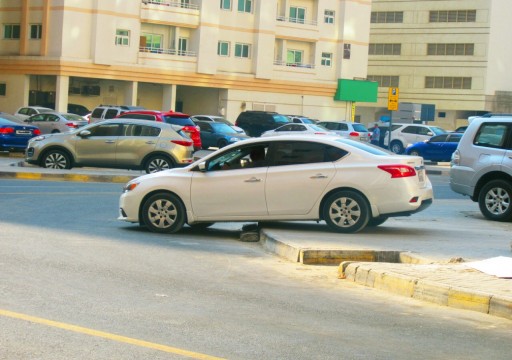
334,79,378,102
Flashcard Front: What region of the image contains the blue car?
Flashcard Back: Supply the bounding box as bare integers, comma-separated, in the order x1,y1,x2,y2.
0,113,41,152
405,132,462,162
195,121,250,149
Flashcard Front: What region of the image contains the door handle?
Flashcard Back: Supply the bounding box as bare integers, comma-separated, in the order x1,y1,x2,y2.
145,141,156,144
245,177,261,183
310,174,328,179
105,140,116,144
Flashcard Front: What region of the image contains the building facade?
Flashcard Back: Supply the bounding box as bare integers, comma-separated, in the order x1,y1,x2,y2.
0,0,373,123
360,0,512,130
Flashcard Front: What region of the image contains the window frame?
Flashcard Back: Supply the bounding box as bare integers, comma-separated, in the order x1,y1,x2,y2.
321,52,332,66
324,10,335,24
218,41,230,56
115,29,130,46
287,49,303,65
234,43,250,58
289,6,306,24
29,24,42,40
220,0,231,10
237,0,252,13
0,83,6,96
4,24,20,39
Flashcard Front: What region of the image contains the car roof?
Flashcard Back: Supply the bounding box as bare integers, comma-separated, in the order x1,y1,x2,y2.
122,110,191,117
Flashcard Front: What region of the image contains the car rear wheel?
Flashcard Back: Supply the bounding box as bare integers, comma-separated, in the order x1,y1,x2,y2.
217,139,228,148
42,149,71,169
322,190,369,233
478,180,512,221
390,141,404,154
142,193,185,233
367,216,388,227
145,155,173,174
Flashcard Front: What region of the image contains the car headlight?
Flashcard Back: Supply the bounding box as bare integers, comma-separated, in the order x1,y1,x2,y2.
32,135,48,141
229,137,240,142
123,182,139,192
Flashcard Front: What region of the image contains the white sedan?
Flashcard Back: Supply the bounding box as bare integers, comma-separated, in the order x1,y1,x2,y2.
118,136,433,234
261,123,335,137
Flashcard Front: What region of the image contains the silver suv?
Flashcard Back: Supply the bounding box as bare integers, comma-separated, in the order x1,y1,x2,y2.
26,119,194,173
450,114,512,221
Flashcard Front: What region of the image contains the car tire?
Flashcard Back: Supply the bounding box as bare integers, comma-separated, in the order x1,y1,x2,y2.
367,216,388,227
322,190,369,233
51,130,60,134
409,150,421,157
42,149,71,170
145,155,173,174
141,192,186,233
217,139,228,148
390,141,404,154
478,180,512,222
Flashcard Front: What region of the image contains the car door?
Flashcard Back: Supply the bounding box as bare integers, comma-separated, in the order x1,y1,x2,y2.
190,144,269,218
74,123,121,166
26,114,49,133
115,123,159,167
424,134,448,159
45,114,61,133
197,122,215,148
265,141,336,215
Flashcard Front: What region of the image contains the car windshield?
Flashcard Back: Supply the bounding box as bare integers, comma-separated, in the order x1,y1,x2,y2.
352,123,369,132
431,126,447,135
213,117,234,125
163,116,195,126
335,138,392,155
62,114,85,121
273,114,291,123
210,122,237,133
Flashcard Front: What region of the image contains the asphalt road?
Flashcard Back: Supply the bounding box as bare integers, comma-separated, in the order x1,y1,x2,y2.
1,178,512,359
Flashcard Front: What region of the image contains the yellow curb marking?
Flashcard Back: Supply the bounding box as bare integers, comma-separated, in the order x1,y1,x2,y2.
0,309,225,360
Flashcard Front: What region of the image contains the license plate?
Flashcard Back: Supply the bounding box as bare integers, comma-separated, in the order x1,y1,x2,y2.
418,169,425,183
16,130,31,135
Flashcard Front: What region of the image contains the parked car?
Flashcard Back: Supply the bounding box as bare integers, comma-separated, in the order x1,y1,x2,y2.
450,114,512,221
25,119,194,173
116,110,202,150
261,123,334,137
317,121,371,142
195,121,249,149
235,111,290,137
454,126,468,133
405,132,462,162
0,115,41,152
41,103,90,116
383,123,447,154
191,115,246,134
14,106,53,121
89,105,145,123
24,112,88,134
286,115,317,124
118,136,433,234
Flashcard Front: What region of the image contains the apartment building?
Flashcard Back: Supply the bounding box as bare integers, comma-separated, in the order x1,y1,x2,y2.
0,0,373,122
360,0,512,130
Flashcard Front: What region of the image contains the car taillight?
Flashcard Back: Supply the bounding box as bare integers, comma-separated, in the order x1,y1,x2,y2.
0,127,15,135
66,123,78,128
349,131,360,137
33,129,41,135
171,139,193,147
378,165,416,178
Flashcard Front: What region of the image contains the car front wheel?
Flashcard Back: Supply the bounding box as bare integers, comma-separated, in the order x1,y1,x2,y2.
322,190,369,233
145,155,173,174
141,193,185,233
42,149,71,169
409,150,421,157
478,180,512,221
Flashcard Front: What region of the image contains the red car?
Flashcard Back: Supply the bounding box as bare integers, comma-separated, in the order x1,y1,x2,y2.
116,110,201,150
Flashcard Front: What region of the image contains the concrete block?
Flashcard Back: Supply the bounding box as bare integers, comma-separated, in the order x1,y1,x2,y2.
447,288,490,314
373,272,416,297
489,295,512,320
413,280,450,306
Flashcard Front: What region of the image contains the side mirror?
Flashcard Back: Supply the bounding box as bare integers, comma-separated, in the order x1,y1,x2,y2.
24,119,32,123
427,132,433,136
78,130,91,137
197,161,206,172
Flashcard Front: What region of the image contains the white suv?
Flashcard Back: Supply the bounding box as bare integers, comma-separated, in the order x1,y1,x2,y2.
383,123,447,154
89,105,145,123
450,114,512,221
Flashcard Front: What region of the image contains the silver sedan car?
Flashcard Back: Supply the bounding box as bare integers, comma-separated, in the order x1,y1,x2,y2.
26,119,194,173
24,112,88,134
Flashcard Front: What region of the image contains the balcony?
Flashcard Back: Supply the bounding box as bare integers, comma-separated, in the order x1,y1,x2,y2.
276,16,317,26
141,0,199,10
273,60,315,69
139,46,196,57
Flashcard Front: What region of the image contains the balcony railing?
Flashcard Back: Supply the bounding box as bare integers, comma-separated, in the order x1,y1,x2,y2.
273,60,315,69
139,46,197,57
276,16,317,26
141,0,199,10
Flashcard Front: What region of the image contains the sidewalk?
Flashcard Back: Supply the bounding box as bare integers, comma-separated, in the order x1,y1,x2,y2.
1,152,510,321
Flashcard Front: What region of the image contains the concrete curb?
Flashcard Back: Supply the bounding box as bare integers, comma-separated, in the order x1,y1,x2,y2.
339,262,512,321
0,170,136,183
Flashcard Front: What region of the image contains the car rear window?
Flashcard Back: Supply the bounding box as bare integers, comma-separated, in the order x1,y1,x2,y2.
352,123,368,132
335,138,391,155
473,123,509,148
62,114,85,121
163,116,195,126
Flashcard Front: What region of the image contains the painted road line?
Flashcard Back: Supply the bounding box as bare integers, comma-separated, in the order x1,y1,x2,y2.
0,309,225,360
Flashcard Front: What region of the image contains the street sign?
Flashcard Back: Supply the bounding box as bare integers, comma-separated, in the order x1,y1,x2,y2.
388,87,399,111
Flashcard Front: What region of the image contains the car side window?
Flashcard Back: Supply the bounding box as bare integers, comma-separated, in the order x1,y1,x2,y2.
104,109,119,119
19,108,29,115
402,126,418,134
272,141,332,165
47,114,59,122
473,124,510,149
417,127,432,136
122,124,160,137
339,123,348,131
91,108,104,118
197,122,212,132
430,134,448,142
276,124,293,132
447,134,462,143
206,144,269,171
30,114,45,122
88,124,121,137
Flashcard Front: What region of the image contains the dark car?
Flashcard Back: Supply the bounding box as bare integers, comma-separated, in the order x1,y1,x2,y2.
195,121,249,149
116,110,201,150
0,113,41,152
235,111,290,137
405,132,462,162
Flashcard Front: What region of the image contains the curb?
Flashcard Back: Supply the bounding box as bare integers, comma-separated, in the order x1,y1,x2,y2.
0,170,136,183
339,262,512,321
